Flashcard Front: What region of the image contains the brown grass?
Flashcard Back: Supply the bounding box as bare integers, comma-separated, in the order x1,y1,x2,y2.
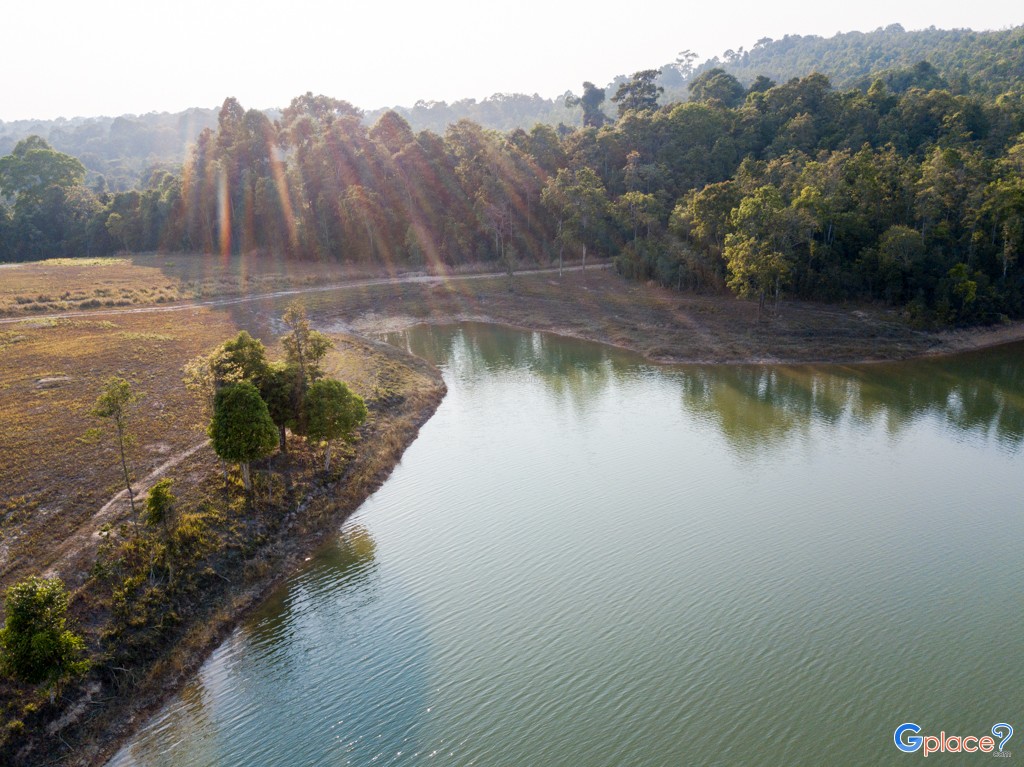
0,252,451,318
0,310,243,587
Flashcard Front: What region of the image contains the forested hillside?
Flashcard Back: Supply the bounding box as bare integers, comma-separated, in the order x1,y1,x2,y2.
676,24,1024,100
2,27,1024,326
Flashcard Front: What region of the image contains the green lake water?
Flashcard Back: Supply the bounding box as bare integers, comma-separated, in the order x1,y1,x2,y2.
108,323,1023,765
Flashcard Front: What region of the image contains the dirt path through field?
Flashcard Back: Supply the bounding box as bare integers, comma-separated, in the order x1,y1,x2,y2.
0,265,598,326
42,441,211,581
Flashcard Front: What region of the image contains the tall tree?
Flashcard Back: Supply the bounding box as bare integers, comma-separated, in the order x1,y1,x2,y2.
211,330,270,387
0,136,86,212
688,68,745,108
305,380,368,472
208,381,278,493
0,136,92,260
541,167,610,272
611,70,664,116
92,377,142,528
723,185,811,316
258,362,301,453
281,303,333,392
566,82,608,128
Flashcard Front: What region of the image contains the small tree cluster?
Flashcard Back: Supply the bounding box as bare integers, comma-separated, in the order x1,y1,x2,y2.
188,303,367,489
306,380,368,472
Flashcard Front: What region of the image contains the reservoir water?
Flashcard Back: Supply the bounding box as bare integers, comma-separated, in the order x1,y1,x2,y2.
109,323,1023,765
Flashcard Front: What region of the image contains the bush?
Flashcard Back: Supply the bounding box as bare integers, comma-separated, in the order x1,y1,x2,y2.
0,576,89,684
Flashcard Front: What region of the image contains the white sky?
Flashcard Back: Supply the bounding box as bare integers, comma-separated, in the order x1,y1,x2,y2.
2,0,1022,121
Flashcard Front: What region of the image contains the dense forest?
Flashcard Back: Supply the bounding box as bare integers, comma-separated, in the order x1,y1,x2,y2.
2,27,1024,325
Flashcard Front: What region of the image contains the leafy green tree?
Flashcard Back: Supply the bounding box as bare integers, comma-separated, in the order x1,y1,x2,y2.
724,233,790,316
614,191,662,244
723,186,811,315
144,478,175,537
105,211,128,251
281,303,333,390
672,181,742,261
611,70,664,116
212,330,270,387
0,136,93,260
946,262,979,321
982,175,1024,281
142,478,177,583
541,167,610,273
259,362,301,452
688,68,745,107
875,224,927,302
92,377,142,528
0,137,86,212
208,381,278,492
0,576,88,684
305,380,368,472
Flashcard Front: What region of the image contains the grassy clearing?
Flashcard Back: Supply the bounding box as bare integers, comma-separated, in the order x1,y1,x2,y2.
0,253,433,317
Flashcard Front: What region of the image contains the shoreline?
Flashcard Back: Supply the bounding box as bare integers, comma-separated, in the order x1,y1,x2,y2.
5,262,1023,366
76,311,1023,765
345,310,1024,368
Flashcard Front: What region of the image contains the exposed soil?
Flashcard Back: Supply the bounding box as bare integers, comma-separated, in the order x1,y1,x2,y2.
295,268,1024,364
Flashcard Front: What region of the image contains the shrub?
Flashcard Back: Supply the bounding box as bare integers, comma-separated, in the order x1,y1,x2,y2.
0,576,89,684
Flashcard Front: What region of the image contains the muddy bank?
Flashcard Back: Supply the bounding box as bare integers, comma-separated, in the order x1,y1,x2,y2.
303,270,1024,366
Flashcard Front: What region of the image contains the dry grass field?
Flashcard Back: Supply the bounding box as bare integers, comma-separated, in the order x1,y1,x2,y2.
0,252,497,318
0,304,442,588
0,309,240,586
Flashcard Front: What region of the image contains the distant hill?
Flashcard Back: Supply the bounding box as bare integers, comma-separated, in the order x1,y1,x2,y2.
663,24,1024,100
3,23,1021,191
0,108,220,191
364,93,580,135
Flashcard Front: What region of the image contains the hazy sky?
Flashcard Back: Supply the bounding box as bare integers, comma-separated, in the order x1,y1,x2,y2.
3,0,1022,121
